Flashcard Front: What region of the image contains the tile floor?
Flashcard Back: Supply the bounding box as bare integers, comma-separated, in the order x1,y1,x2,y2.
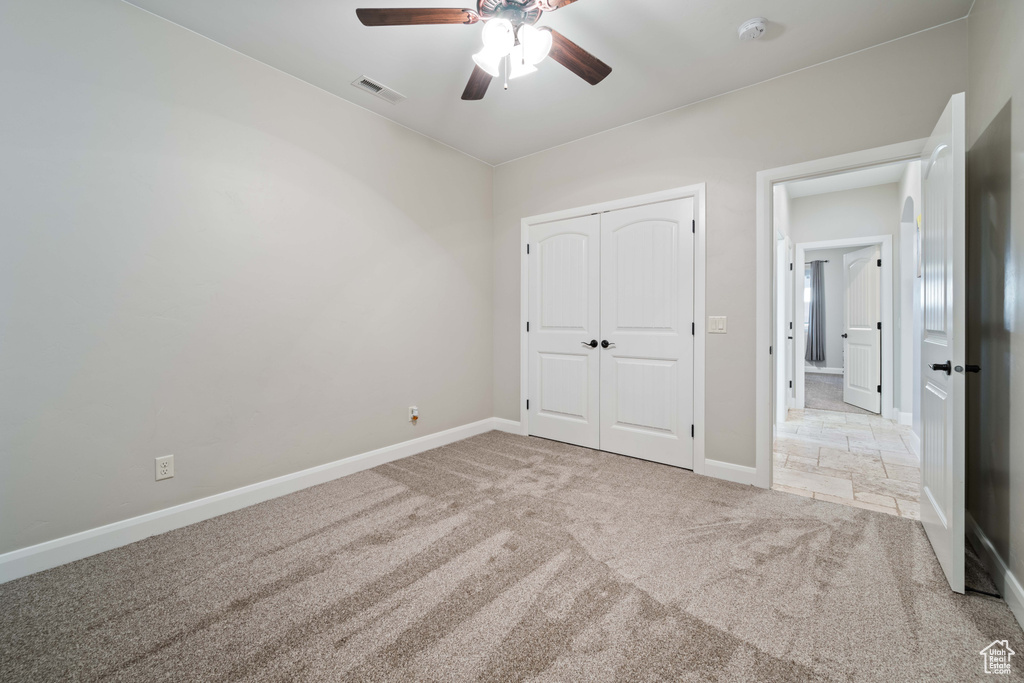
772,408,921,519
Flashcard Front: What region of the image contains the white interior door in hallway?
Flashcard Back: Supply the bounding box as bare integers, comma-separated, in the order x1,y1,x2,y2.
527,198,695,469
843,244,882,413
920,92,967,594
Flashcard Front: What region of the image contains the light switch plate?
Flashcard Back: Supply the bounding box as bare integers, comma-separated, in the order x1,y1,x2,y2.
709,316,728,334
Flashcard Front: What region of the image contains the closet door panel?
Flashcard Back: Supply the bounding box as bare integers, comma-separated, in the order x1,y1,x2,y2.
599,199,694,468
527,215,601,448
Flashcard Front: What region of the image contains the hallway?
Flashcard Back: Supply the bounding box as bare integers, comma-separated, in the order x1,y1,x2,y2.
773,408,920,518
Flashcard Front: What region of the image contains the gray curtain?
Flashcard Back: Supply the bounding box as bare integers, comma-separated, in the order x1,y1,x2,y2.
805,260,826,362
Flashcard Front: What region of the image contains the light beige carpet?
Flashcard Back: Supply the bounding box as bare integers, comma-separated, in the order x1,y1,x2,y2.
805,372,876,415
1,431,1021,682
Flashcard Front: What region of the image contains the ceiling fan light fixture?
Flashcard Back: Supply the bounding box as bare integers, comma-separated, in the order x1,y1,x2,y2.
518,24,552,65
472,48,504,77
508,44,538,79
481,17,515,56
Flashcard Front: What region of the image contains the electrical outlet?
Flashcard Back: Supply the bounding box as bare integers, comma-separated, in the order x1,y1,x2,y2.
409,406,419,423
155,455,174,481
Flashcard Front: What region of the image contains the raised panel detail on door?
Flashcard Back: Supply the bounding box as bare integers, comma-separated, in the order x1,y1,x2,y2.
528,215,601,448
611,358,676,433
540,234,589,330
538,353,591,420
613,221,677,330
600,199,694,468
922,382,949,525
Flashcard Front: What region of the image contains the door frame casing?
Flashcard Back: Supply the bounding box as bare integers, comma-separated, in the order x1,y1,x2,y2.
519,184,707,475
755,140,926,489
794,235,894,419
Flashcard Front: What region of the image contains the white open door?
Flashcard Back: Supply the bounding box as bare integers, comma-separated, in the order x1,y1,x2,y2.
843,245,882,413
599,199,694,468
919,92,966,593
528,215,601,448
774,234,789,426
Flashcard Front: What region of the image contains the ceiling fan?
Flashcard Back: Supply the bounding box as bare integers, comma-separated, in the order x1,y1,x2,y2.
356,1,612,100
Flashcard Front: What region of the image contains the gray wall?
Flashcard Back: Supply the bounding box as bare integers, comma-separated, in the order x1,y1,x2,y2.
788,184,901,245
966,0,1024,612
0,0,494,554
802,247,864,371
493,24,967,467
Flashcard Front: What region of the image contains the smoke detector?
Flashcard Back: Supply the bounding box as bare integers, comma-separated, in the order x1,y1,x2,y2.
738,17,767,41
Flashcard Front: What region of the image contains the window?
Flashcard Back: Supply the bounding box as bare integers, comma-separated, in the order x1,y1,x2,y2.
804,265,812,332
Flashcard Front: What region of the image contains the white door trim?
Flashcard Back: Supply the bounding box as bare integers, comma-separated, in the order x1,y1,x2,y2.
793,235,894,419
755,140,926,489
520,184,707,475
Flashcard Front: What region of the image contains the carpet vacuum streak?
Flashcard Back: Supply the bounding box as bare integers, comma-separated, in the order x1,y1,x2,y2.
1,431,1021,681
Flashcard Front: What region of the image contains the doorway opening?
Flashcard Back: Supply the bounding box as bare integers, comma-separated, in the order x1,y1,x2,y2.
758,95,973,595
795,237,892,418
770,160,922,518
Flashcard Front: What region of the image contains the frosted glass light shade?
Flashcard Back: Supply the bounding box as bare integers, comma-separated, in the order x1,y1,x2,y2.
508,44,537,79
518,24,552,65
472,48,503,77
481,18,514,56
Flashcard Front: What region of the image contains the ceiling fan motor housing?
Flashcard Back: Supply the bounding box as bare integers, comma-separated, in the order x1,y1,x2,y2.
478,0,542,26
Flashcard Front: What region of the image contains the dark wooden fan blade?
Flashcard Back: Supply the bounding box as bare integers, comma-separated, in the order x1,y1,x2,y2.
461,65,493,100
547,29,611,85
536,0,581,9
356,8,477,26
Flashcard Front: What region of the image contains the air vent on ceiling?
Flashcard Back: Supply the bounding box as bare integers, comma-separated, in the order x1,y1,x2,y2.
351,76,406,105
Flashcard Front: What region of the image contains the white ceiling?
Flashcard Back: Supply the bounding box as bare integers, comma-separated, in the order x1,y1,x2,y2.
123,0,972,165
785,161,910,198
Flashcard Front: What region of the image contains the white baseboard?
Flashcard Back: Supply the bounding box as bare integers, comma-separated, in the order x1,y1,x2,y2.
805,367,843,375
897,412,913,426
704,458,757,486
0,417,508,585
906,429,921,456
491,418,523,435
966,512,1024,629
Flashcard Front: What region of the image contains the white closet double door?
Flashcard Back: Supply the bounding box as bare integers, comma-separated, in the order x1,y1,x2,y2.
527,198,695,469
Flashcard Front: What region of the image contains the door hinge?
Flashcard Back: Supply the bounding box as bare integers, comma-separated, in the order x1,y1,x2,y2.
789,321,793,330
790,262,793,271
789,380,793,389
692,219,696,234
692,322,695,336
877,322,881,330
877,385,882,394
526,244,530,254
770,345,773,355
526,399,529,410
877,258,881,267
691,424,694,438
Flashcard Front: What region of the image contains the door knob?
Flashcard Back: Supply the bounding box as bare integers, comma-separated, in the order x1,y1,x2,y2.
929,361,952,375
601,340,613,349
841,333,848,339
581,340,598,348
